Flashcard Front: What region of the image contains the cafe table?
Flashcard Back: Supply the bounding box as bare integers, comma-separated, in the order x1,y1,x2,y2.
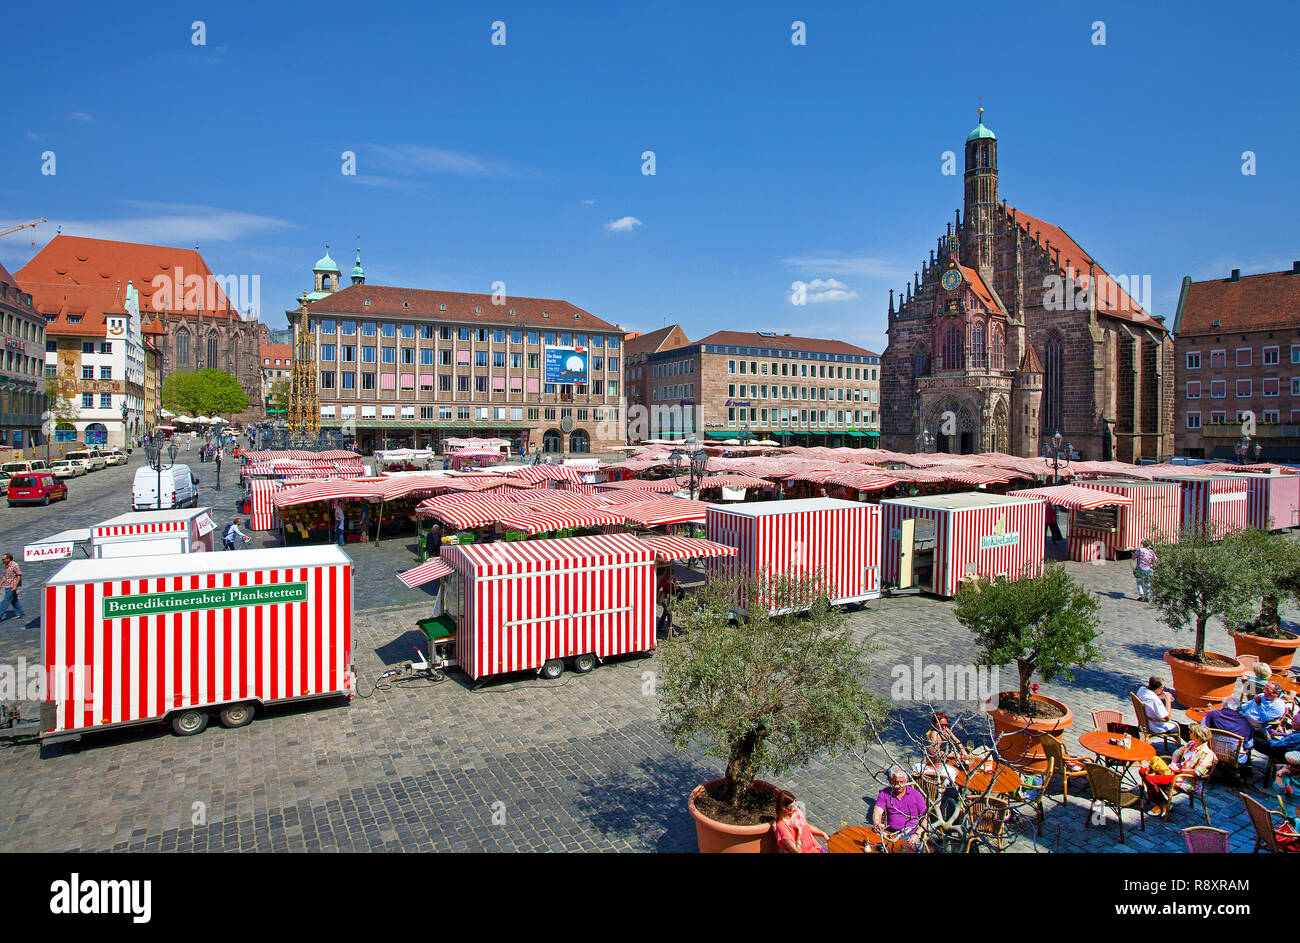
828,826,890,854
1183,706,1210,724
1272,673,1300,697
954,757,1023,796
1078,730,1156,786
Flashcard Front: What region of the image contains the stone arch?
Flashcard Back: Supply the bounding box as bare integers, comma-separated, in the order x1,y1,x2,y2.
991,396,1010,454
926,397,977,454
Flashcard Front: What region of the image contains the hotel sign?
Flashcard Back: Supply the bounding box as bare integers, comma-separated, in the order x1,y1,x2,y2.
5,337,25,353
979,532,1020,550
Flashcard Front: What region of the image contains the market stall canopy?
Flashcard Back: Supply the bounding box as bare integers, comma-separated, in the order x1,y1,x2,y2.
507,464,585,485
597,478,682,493
639,535,737,562
395,557,453,588
273,479,387,508
618,498,709,527
511,492,614,513
497,508,626,535
1007,484,1134,510
375,475,454,501
695,474,772,490
420,498,523,529
160,409,175,418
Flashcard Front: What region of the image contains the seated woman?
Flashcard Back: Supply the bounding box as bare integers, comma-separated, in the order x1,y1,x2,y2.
1274,751,1300,825
1141,724,1216,818
911,714,968,784
772,791,828,853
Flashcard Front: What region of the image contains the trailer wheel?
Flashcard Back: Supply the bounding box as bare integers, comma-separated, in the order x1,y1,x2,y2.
218,703,256,728
170,710,209,737
539,658,564,680
571,653,596,674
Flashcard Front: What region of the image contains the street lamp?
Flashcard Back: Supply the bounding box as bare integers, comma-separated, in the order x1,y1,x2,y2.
145,441,178,510
1235,435,1263,465
1044,430,1073,484
668,439,708,500
915,427,935,453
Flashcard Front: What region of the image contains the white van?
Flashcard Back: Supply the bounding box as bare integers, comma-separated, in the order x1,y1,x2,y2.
132,463,199,510
2,460,50,477
66,450,107,472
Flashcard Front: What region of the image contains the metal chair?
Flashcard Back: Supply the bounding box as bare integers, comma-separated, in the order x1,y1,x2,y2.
1206,727,1248,786
1130,691,1181,756
1180,826,1230,853
1082,761,1146,844
1040,734,1089,804
1240,792,1300,853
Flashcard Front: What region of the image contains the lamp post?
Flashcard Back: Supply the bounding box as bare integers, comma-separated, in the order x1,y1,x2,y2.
667,438,708,501
145,441,178,510
915,427,935,453
1044,429,1073,485
1234,435,1262,465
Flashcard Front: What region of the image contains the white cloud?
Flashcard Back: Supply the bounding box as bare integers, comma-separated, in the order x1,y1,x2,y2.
23,203,297,245
792,277,860,304
70,112,94,122
604,216,642,233
581,199,596,206
366,143,527,179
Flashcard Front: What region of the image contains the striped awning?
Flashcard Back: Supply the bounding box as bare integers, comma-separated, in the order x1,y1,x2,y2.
597,487,676,506
273,479,386,507
511,492,613,512
497,508,627,535
695,474,771,490
507,464,585,485
618,498,709,527
375,475,455,500
597,478,683,493
1007,484,1134,510
639,535,737,562
395,557,453,587
423,498,522,529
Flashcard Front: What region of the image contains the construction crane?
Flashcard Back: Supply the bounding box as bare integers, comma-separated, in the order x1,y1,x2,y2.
0,218,47,238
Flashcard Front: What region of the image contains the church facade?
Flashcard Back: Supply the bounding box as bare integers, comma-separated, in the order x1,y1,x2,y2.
879,114,1174,462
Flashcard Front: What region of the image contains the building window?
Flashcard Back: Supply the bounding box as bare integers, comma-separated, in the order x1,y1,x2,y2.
1236,379,1253,398
361,372,376,390
341,372,355,390
206,333,218,368
1043,335,1064,435
1292,345,1300,364
342,345,355,362
941,328,963,371
341,320,356,335
382,347,396,364
1264,346,1279,365
82,393,93,408
401,348,414,365
402,324,415,339
320,344,336,361
1186,381,1201,399
1186,351,1200,370
1211,411,1226,424
1263,409,1280,423
82,365,94,380
1236,347,1252,367
1210,349,1226,369
1264,377,1279,397
382,323,396,338
319,371,335,389
99,393,112,408
362,322,376,336
1186,412,1201,429
1211,380,1226,398
174,330,189,363
362,346,376,363
99,366,111,379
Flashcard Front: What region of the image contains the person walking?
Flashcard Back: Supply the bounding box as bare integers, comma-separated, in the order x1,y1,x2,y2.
1134,538,1157,601
334,502,346,546
1045,504,1062,545
0,553,24,623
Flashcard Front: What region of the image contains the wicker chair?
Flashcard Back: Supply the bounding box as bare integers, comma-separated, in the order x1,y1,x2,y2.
1180,826,1230,853
1010,753,1055,835
1040,734,1089,803
1240,791,1300,853
1130,691,1182,755
1163,757,1217,825
1091,709,1124,733
1206,727,1247,786
963,796,1014,852
1082,761,1145,844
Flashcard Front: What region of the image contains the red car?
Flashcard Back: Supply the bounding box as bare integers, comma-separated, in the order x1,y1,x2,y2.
7,472,69,507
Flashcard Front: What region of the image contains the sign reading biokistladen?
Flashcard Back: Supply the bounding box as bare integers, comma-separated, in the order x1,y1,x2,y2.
979,532,1020,550
102,582,308,619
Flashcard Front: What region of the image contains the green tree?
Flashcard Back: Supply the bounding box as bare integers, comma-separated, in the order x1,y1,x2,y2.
162,368,249,417
658,573,887,810
1148,529,1258,661
1221,527,1297,639
954,563,1102,711
265,378,291,414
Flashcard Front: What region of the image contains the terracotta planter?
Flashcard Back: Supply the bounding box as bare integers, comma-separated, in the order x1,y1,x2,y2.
1230,628,1300,672
986,692,1074,765
687,778,780,853
1163,649,1243,708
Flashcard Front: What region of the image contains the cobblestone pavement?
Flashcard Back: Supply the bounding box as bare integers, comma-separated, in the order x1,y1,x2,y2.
0,479,1292,852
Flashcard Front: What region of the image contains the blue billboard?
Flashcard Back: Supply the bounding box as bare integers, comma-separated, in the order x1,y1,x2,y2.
544,346,588,385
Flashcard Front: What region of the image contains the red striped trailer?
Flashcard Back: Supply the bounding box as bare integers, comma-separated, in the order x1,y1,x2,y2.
1070,479,1182,561
40,546,354,740
90,508,217,557
439,533,655,681
1153,475,1250,539
880,493,1045,597
705,497,881,612
1213,472,1300,531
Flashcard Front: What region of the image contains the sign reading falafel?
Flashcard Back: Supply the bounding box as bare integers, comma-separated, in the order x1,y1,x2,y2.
544,346,588,385
102,582,308,619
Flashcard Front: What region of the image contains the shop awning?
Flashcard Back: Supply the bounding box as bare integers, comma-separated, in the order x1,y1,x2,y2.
640,535,737,563
703,432,735,440
618,498,709,527
497,508,627,535
396,557,453,588
1007,484,1134,510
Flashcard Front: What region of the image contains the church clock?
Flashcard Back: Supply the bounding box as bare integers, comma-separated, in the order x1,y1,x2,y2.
940,268,962,292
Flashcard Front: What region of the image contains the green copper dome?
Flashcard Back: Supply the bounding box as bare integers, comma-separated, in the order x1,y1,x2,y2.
351,249,364,279
967,114,996,142
313,248,340,273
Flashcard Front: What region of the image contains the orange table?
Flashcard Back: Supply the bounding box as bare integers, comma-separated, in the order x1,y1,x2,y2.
954,759,1023,795
1272,673,1300,697
1079,730,1157,765
828,826,886,854
1184,707,1210,724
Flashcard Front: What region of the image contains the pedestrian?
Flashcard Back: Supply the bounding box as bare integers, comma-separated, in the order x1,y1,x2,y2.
1133,538,1157,601
222,517,251,550
214,450,222,478
334,502,346,546
0,553,24,623
359,501,371,538
1045,504,1062,544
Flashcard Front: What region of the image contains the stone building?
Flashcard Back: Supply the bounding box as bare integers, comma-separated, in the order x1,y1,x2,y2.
879,113,1174,461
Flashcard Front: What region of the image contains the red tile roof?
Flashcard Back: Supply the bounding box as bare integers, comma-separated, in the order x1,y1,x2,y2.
261,343,293,366
17,234,242,316
1019,346,1044,374
1006,206,1160,329
304,283,622,333
1174,268,1300,335
627,324,688,358
958,265,1001,312
694,330,877,358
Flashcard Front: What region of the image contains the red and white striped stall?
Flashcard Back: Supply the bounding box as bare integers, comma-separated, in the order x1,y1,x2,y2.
1153,475,1250,539
1214,472,1300,531
90,508,218,557
705,497,881,611
1066,479,1182,561
249,479,285,531
40,545,354,739
880,492,1045,597
439,533,655,681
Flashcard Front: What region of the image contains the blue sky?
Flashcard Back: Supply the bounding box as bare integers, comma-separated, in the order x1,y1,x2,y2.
3,0,1297,354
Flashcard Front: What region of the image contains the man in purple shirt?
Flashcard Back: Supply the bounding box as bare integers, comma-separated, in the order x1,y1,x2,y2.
872,767,928,852
1204,699,1256,776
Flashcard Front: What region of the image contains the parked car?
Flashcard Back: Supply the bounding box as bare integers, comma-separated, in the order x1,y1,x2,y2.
103,448,127,466
8,472,69,506
65,449,107,472
132,463,199,510
2,460,50,477
49,460,86,479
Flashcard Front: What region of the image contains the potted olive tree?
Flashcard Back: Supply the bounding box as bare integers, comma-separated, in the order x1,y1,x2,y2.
659,573,886,853
955,563,1101,764
1223,528,1300,671
1148,529,1254,707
